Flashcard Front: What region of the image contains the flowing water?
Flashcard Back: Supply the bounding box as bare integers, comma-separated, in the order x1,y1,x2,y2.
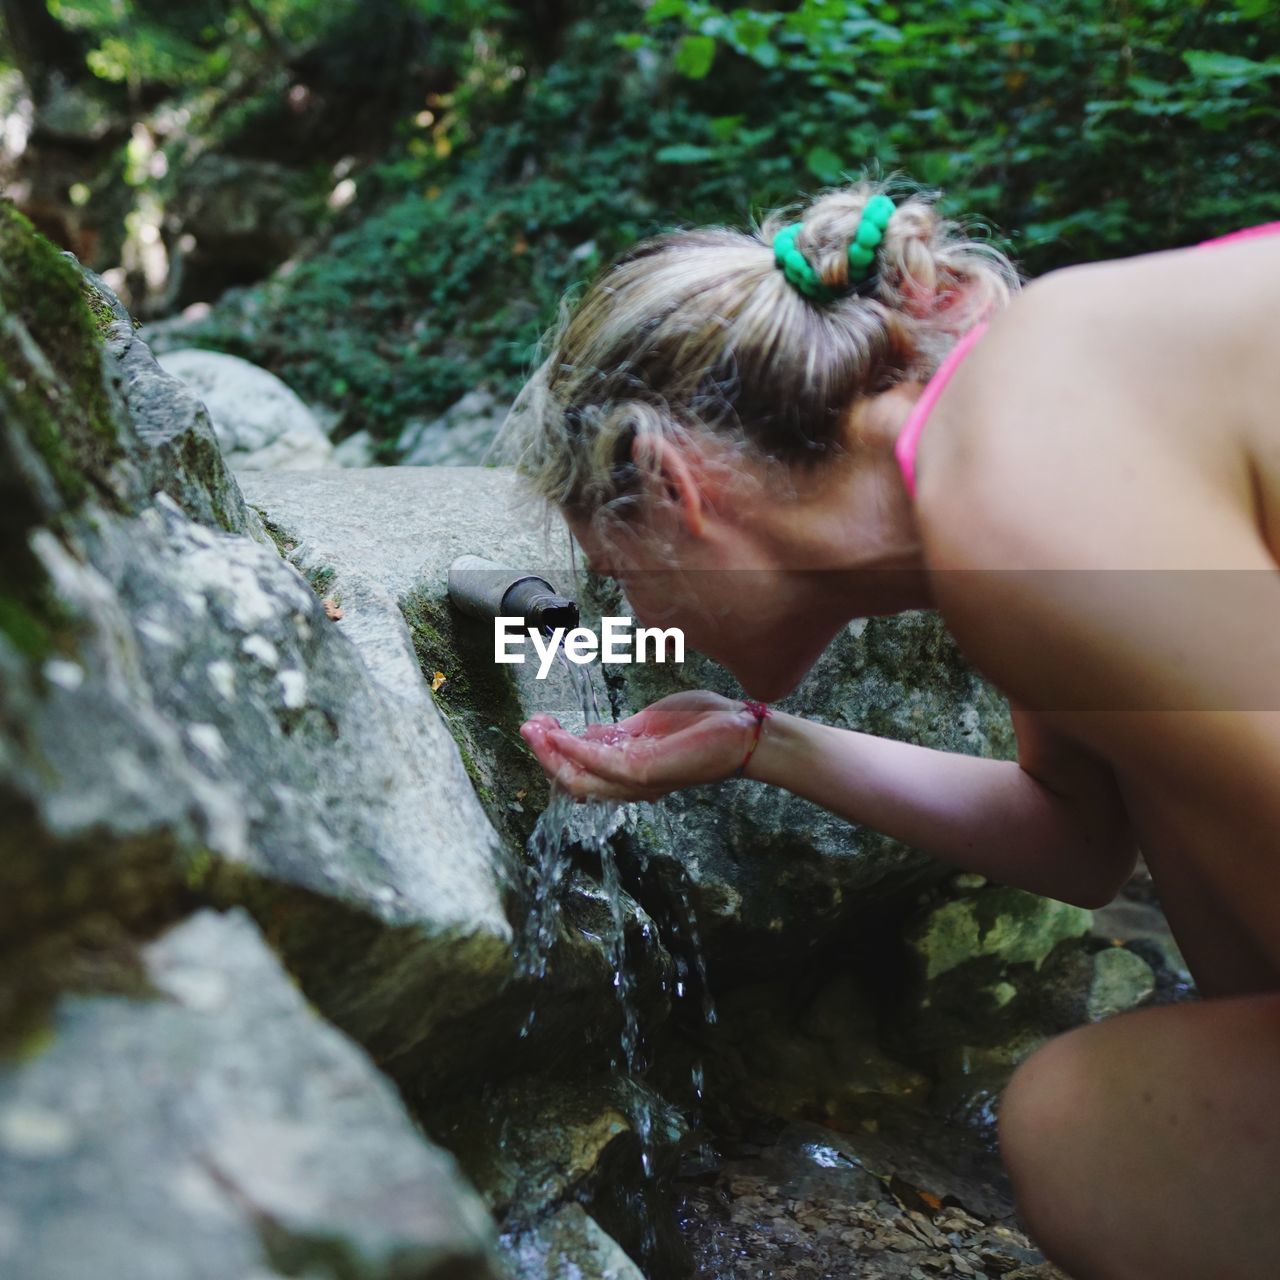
512,637,719,1259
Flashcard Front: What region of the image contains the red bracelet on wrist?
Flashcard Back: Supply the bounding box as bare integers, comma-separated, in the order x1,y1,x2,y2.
734,699,773,777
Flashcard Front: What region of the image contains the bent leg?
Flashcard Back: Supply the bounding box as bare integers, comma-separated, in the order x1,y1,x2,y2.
998,993,1280,1280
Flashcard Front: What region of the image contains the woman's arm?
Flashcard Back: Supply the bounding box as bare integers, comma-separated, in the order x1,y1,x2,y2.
747,706,1137,909
524,689,1139,910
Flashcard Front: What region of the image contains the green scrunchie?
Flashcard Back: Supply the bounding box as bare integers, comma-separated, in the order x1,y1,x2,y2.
772,222,836,302
773,193,896,302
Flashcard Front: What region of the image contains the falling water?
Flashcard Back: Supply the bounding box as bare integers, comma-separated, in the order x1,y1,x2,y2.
514,649,615,976
512,632,721,1261
515,646,647,1070
514,787,577,1007
651,800,718,1113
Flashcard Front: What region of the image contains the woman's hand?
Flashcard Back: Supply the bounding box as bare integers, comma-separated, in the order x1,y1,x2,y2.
519,690,762,801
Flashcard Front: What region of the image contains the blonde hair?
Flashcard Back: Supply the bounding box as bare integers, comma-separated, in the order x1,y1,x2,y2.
496,177,1021,539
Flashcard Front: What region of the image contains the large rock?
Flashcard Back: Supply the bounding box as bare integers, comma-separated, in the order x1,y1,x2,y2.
504,1205,647,1280
235,466,675,1086
0,206,249,950
0,208,674,1276
1,257,521,1087
439,1075,687,1274
1086,946,1156,1022
0,204,616,1085
0,216,549,1092
884,878,1164,1137
622,593,1016,979
156,348,334,470
0,910,499,1280
908,885,1093,982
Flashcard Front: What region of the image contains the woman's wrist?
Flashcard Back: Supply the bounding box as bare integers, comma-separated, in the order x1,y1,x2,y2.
741,708,809,786
733,699,772,776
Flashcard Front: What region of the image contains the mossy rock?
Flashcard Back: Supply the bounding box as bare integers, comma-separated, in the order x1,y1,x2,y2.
401,587,550,849
0,203,126,660
0,201,122,508
909,885,1093,982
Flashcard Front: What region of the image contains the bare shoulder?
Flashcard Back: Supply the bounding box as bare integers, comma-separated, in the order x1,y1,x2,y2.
915,235,1280,574
912,240,1280,761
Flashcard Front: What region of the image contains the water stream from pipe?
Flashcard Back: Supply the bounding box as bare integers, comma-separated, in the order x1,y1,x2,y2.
512,637,719,1258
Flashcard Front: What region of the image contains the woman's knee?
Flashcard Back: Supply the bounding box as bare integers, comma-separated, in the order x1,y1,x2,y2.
1000,1000,1280,1280
997,1028,1112,1272
1000,1028,1098,1164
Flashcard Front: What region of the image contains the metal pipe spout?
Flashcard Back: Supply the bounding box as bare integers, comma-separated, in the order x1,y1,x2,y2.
447,555,580,633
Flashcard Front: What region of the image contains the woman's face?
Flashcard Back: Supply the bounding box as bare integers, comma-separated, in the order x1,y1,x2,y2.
562,393,930,700
568,512,851,702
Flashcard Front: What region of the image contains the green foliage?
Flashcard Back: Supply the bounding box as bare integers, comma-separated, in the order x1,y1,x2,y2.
631,0,1280,263
675,33,716,79
47,0,513,91
72,0,1278,444
171,2,712,443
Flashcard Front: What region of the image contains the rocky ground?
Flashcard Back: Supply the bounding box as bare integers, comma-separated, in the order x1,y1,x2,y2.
671,858,1192,1280
674,1115,1063,1280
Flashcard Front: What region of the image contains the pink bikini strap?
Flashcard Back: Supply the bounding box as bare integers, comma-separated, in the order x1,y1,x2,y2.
893,320,989,500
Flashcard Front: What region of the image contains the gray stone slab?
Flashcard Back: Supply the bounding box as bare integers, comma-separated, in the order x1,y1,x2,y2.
0,910,499,1280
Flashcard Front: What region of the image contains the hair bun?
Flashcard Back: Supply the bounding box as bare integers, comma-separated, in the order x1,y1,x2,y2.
498,174,1019,527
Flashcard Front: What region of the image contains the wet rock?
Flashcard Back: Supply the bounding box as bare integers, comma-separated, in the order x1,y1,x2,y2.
156,348,334,470
897,884,1094,1068
236,467,673,1091
885,886,1098,1132
505,1204,645,1280
437,1072,688,1273
617,585,1017,980
0,910,500,1280
1090,896,1193,1000
909,887,1092,982
439,1077,677,1216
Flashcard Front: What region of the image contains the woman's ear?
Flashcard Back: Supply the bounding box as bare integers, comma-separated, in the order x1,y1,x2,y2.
632,432,708,538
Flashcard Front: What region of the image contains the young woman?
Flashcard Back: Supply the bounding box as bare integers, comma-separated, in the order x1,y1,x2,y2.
499,179,1280,1280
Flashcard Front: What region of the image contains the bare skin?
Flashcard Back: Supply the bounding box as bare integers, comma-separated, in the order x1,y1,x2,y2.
520,230,1280,1278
